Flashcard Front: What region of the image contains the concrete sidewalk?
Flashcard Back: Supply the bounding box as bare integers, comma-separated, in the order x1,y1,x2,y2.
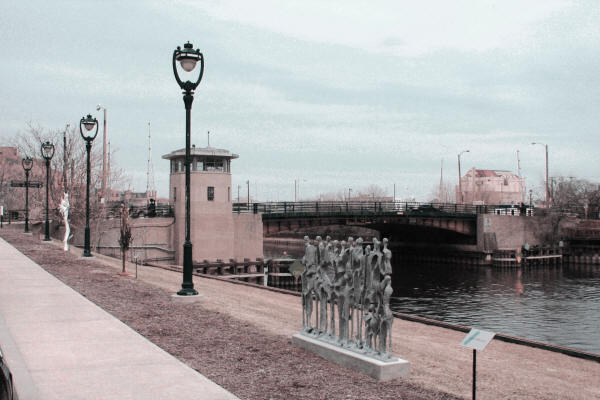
0,237,239,400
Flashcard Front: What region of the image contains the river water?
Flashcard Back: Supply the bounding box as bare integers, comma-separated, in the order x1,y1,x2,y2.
389,262,600,354
265,244,600,354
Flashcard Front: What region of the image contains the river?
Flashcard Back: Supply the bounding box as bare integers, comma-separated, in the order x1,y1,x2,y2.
265,244,600,354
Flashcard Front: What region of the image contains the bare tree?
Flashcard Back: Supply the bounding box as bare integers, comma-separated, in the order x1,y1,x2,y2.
3,122,127,244
551,177,600,217
357,184,389,201
429,182,456,203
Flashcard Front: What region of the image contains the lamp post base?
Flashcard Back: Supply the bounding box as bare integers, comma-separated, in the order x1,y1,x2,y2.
179,240,197,295
176,287,199,296
83,227,92,257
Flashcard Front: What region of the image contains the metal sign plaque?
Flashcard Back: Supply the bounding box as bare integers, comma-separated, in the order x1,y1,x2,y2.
460,329,495,351
10,180,43,188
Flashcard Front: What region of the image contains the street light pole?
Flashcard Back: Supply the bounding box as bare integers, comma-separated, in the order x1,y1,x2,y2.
21,158,33,233
79,114,99,257
457,149,470,204
532,142,549,206
173,41,204,296
96,105,107,201
41,141,55,241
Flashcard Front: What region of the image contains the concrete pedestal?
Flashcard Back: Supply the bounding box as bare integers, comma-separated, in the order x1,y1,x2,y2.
292,334,410,381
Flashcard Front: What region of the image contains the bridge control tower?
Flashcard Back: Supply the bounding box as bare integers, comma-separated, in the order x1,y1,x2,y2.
163,145,262,265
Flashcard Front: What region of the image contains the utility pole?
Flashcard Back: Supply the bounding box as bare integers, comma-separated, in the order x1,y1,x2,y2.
294,179,297,202
146,122,155,199
516,150,524,203
63,124,69,193
457,150,469,204
439,159,443,202
532,142,550,207
246,180,250,207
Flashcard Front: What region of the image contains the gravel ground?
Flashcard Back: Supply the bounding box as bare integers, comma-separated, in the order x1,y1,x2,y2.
0,228,459,400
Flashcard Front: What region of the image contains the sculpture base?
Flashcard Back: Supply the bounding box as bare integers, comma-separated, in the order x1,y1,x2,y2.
292,333,410,381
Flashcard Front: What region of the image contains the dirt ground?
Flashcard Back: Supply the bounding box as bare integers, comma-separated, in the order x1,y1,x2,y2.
1,227,599,399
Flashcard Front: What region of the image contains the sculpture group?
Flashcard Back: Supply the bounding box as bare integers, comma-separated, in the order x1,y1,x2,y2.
300,235,395,360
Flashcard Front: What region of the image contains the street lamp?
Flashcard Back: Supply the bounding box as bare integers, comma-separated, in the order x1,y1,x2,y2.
531,142,549,207
80,114,98,257
457,149,470,204
96,104,108,202
40,141,55,241
173,41,204,296
21,157,33,233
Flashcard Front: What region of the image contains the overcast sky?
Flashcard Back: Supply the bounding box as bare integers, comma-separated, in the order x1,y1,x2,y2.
1,1,599,201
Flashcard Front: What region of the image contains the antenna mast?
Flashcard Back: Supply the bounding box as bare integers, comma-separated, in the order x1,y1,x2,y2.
438,159,444,202
146,122,155,198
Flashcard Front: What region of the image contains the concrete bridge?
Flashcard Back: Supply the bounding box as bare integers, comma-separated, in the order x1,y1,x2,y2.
233,201,520,245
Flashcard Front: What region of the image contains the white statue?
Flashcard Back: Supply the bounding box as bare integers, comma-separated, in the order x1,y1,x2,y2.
59,193,70,251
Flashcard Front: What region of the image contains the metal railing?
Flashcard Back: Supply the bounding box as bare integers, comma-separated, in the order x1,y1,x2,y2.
104,204,174,219
232,201,512,217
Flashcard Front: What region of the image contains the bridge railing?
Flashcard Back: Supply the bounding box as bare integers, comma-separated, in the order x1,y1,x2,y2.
232,201,499,216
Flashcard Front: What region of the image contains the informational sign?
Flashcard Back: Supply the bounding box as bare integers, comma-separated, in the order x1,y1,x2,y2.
460,329,495,351
10,180,43,188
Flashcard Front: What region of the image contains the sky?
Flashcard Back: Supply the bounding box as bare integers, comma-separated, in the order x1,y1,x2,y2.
1,0,599,202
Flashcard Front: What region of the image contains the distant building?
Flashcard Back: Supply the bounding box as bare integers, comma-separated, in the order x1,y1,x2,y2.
0,147,18,163
107,189,162,206
456,168,525,205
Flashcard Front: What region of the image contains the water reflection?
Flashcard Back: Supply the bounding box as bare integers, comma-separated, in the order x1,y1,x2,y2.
390,261,600,354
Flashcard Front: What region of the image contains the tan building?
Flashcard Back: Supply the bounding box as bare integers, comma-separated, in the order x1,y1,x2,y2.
162,145,263,264
456,168,525,205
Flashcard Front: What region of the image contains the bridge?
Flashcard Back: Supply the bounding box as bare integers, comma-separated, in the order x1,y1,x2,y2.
232,201,523,243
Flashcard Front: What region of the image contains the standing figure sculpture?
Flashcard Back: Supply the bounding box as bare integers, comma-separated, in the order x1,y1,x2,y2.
379,275,394,355
59,193,70,251
298,235,397,361
382,238,393,275
301,237,318,333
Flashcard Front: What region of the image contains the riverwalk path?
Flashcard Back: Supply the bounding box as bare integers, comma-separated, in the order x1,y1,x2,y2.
0,235,238,400
0,228,598,399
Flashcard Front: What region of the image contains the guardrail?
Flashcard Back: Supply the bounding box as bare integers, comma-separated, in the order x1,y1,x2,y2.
232,201,528,217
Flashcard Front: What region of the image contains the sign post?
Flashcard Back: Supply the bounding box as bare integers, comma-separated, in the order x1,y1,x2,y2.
460,328,495,400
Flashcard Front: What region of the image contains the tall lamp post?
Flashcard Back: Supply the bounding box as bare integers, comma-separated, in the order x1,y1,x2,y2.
457,149,470,204
41,141,55,241
96,104,107,202
531,142,549,207
80,114,99,257
173,41,204,296
22,157,33,233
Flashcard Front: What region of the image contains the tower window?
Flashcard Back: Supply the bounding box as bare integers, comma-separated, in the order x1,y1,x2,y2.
207,186,214,201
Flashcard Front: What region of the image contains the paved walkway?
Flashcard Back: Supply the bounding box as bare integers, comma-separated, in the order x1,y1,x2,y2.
0,237,238,400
